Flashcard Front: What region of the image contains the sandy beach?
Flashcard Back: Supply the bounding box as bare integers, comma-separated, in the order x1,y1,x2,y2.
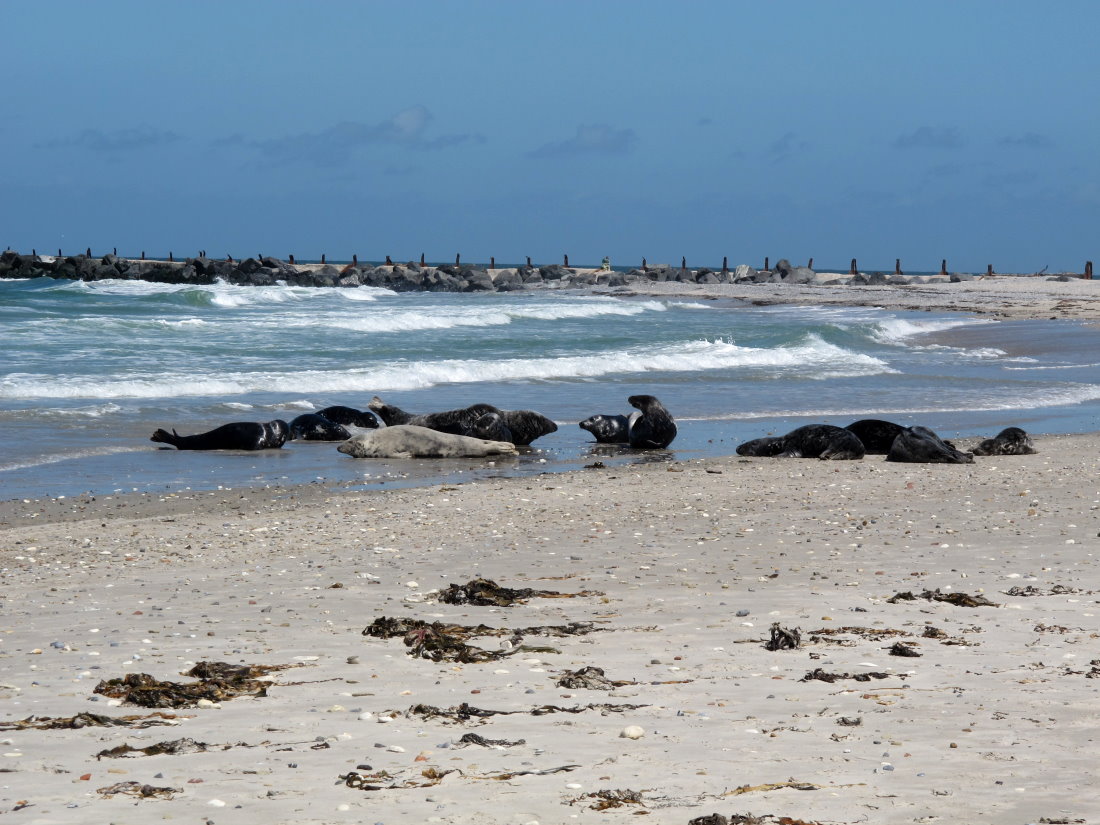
3,420,1099,823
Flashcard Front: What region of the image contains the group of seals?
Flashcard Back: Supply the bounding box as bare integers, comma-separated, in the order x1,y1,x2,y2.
736,418,1036,464
367,396,558,447
578,395,678,449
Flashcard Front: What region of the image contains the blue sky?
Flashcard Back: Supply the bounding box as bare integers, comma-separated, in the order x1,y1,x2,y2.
3,1,1097,272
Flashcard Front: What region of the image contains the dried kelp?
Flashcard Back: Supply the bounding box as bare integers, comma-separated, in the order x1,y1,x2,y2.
96,781,180,799
453,732,526,748
764,624,801,651
887,642,922,657
93,661,291,708
96,738,211,759
922,626,948,638
363,616,605,663
556,666,635,690
0,711,182,731
436,577,600,606
799,668,891,684
571,788,645,810
887,589,998,607
476,764,581,780
404,701,648,724
340,767,455,791
725,781,821,795
690,817,825,825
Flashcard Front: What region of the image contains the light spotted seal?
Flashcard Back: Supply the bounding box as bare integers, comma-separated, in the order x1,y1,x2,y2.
337,425,518,459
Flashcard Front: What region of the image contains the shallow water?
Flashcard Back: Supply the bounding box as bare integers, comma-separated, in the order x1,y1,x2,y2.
2,277,1099,500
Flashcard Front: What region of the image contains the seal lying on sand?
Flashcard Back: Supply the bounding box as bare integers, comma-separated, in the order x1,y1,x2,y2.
626,395,677,449
289,413,351,442
845,419,907,454
337,425,518,459
151,420,291,451
579,413,631,443
736,424,866,460
887,426,974,464
972,426,1037,456
368,396,556,446
316,406,378,428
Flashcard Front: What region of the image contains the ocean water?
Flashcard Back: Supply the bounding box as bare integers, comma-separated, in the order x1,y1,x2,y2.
2,276,1099,500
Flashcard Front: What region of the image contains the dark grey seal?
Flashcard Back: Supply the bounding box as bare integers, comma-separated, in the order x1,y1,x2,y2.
316,405,379,428
289,413,351,442
368,396,556,446
626,394,677,449
886,426,974,464
579,413,631,444
972,427,1037,456
151,420,291,451
845,419,907,454
736,424,865,460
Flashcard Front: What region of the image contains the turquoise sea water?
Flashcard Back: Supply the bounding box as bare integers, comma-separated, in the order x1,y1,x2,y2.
2,276,1099,500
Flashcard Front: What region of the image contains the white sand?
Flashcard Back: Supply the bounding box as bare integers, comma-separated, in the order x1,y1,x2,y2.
2,430,1099,824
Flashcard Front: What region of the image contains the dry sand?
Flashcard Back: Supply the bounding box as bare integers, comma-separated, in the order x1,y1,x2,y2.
2,428,1099,824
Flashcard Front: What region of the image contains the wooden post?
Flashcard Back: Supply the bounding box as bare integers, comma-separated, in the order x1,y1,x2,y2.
849,258,858,276
940,259,948,276
722,256,728,273
895,258,902,275
642,257,648,272
289,254,295,265
1085,261,1093,280
456,253,461,266
85,247,91,257
564,254,569,267
490,256,495,270
352,254,358,266
526,256,532,267
681,256,687,272
141,251,145,260
807,257,813,270
169,251,173,262
113,247,117,256
763,257,769,271
420,253,426,266
987,264,994,276
321,254,326,264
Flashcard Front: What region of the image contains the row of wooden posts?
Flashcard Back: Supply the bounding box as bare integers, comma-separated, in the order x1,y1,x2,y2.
15,248,1096,279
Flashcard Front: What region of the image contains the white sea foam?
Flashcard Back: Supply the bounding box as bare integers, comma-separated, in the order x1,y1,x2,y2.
871,317,994,345
0,336,889,399
0,445,141,473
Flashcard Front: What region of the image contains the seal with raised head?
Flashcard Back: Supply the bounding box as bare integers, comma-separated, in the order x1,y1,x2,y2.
886,426,973,464
579,413,631,444
316,406,378,428
845,419,907,454
289,413,351,442
498,409,557,446
151,420,291,451
736,424,865,460
971,426,1036,456
466,411,513,443
337,425,518,459
626,394,677,449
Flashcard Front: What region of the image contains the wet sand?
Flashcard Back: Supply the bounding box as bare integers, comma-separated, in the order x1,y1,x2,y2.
2,430,1099,824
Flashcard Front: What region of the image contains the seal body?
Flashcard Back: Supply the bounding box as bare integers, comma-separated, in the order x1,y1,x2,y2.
289,413,351,442
887,426,974,464
466,412,513,443
151,420,291,451
316,406,378,428
972,426,1036,456
626,394,677,449
579,413,631,443
737,424,865,460
845,419,907,454
368,396,556,445
337,425,518,459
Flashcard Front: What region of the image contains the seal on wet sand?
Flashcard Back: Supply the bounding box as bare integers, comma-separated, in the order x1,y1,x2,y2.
845,419,907,454
579,413,632,444
289,413,351,442
150,420,291,451
736,424,866,460
626,394,677,449
971,426,1037,456
337,425,518,459
316,406,379,428
887,426,974,464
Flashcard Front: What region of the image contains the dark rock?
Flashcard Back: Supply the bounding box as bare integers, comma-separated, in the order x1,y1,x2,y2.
733,264,758,282
950,272,973,282
236,257,263,275
462,269,495,291
775,258,792,277
539,264,573,280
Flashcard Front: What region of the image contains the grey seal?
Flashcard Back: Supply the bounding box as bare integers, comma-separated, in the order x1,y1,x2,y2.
971,427,1037,456
289,413,351,442
368,396,556,446
579,413,632,444
844,419,907,454
337,425,518,458
151,420,291,451
736,424,865,460
886,426,974,464
626,395,677,449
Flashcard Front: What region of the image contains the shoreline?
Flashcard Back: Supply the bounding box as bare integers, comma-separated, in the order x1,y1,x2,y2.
2,432,1098,823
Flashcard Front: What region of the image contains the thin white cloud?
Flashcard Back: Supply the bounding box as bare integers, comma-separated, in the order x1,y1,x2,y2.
527,124,636,158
